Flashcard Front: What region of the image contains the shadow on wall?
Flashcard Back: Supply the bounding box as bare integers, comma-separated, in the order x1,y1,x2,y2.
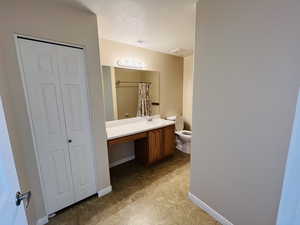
184,121,192,131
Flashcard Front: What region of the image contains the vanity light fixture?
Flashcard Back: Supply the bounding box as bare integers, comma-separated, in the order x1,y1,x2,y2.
116,58,146,69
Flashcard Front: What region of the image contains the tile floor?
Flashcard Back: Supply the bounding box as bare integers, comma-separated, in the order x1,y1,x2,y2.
48,151,220,225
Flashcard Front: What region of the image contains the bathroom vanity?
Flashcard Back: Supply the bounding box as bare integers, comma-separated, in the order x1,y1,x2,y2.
103,66,176,166
106,117,175,165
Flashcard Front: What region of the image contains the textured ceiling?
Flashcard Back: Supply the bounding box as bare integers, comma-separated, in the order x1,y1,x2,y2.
68,0,196,56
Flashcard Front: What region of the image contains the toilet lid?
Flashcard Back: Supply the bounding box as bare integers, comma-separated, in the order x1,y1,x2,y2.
175,116,184,131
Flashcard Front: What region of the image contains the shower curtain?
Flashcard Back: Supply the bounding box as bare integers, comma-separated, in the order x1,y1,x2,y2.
137,83,152,117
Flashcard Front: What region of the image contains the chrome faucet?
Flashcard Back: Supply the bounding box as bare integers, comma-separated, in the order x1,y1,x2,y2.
146,116,153,121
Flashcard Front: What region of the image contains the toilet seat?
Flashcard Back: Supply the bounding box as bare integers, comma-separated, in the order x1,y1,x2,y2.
176,130,192,142
180,130,192,136
166,116,192,154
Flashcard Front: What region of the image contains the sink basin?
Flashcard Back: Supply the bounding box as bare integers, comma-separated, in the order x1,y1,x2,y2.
106,117,175,140
143,118,167,126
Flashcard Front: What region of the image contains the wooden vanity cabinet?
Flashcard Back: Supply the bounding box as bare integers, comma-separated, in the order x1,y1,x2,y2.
148,128,163,164
108,124,175,166
162,125,176,157
135,124,175,165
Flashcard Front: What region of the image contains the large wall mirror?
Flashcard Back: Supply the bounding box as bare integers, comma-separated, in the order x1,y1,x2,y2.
102,66,160,121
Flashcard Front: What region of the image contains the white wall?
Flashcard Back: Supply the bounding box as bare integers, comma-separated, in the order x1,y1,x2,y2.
0,1,110,224
191,0,300,225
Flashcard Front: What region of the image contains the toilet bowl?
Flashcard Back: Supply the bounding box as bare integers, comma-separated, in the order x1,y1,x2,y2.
166,116,192,154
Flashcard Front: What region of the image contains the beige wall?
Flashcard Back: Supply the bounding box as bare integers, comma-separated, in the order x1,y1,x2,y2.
115,68,141,119
102,66,115,121
183,55,194,130
114,68,160,119
191,1,300,225
0,1,110,224
98,37,184,118
111,67,118,120
141,71,160,115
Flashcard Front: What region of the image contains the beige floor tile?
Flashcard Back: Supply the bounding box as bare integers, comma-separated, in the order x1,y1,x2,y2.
48,151,219,225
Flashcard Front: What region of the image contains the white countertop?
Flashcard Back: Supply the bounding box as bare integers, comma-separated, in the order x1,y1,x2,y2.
106,116,175,140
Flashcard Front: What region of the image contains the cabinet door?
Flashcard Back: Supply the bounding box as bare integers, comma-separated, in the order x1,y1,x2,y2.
57,46,96,202
163,125,175,157
17,39,75,214
148,129,163,164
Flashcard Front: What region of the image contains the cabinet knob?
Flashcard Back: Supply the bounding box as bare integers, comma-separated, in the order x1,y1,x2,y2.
68,139,72,143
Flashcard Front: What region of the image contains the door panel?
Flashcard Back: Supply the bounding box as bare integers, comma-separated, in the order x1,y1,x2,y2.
18,39,75,213
0,97,28,225
69,145,91,200
51,149,72,195
41,84,62,134
57,47,96,202
64,84,83,131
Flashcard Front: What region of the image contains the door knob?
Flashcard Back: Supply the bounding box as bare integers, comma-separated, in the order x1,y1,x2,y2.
68,139,72,143
16,191,31,208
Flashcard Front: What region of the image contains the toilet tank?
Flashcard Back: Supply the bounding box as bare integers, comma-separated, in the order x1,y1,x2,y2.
166,116,184,131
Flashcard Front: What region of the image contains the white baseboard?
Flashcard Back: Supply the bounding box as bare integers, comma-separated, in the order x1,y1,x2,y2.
36,216,49,225
97,185,112,198
109,155,135,168
188,192,234,225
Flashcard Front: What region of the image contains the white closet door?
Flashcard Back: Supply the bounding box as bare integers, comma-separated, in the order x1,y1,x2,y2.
57,46,96,202
18,39,75,214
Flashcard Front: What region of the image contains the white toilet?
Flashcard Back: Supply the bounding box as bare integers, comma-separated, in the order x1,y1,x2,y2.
167,116,192,154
